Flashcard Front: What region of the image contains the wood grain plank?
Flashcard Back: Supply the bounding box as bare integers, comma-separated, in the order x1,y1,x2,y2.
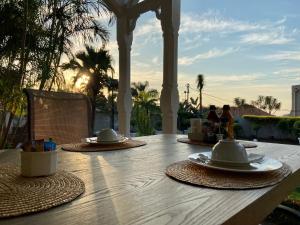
0,135,299,225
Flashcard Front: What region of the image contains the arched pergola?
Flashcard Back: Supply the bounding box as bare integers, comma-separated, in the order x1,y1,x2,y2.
104,0,181,136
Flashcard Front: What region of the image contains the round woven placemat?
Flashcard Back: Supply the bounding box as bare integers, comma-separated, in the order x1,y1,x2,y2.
166,160,291,189
0,164,85,218
61,139,146,152
177,138,258,148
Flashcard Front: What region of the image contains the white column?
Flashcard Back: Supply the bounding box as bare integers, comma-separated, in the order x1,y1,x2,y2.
160,0,181,133
116,16,133,136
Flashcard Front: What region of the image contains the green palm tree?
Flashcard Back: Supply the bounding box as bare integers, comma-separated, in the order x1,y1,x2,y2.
131,81,149,98
264,96,281,115
188,97,199,114
62,45,114,128
107,76,118,129
196,74,204,114
251,95,281,115
38,0,111,90
134,90,158,113
131,81,159,136
234,97,246,107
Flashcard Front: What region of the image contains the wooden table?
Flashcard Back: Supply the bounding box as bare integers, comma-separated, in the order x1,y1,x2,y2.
0,135,300,225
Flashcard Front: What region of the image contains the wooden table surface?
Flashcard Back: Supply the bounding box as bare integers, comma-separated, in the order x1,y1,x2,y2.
0,134,300,225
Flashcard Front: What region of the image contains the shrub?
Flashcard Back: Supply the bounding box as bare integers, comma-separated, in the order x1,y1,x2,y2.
243,115,300,125
135,107,155,136
277,119,295,134
243,115,300,140
233,122,243,138
251,123,262,138
293,121,300,136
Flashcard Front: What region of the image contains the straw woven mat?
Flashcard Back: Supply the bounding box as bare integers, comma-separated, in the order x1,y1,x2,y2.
0,164,85,218
61,139,146,152
177,138,258,148
166,160,291,190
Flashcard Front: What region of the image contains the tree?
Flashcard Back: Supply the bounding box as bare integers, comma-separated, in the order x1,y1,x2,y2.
189,97,198,107
38,0,111,90
196,74,204,114
62,45,114,128
264,96,281,115
132,82,159,115
131,81,160,135
293,121,300,137
0,0,42,149
107,77,118,129
251,95,266,111
0,0,111,147
252,95,281,115
186,97,199,115
177,102,194,133
131,81,149,97
234,97,246,107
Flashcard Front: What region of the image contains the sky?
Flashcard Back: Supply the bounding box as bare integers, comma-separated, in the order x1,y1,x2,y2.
69,0,300,115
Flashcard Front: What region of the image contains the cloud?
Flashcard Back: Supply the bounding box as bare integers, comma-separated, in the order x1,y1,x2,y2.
273,68,300,81
134,18,161,37
273,68,300,75
179,11,295,47
262,51,300,61
178,47,238,65
132,18,162,48
180,11,262,34
132,52,140,57
106,40,118,52
131,69,163,91
240,27,293,45
151,56,159,64
178,72,263,87
206,74,260,83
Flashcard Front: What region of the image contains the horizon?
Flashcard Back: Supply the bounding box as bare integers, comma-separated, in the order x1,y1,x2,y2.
64,0,300,116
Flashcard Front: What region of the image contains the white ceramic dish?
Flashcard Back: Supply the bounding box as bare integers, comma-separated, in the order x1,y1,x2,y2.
200,151,264,165
86,136,128,145
188,152,283,173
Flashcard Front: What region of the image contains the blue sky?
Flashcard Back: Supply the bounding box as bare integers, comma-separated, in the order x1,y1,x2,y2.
70,0,300,115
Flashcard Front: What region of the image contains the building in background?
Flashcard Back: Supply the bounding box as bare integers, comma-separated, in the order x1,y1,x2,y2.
291,85,300,116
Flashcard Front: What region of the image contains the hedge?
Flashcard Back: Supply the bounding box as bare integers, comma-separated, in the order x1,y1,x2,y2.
242,115,300,124
242,115,300,135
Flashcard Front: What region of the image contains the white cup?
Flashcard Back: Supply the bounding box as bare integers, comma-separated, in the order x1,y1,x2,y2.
97,128,119,142
21,151,57,177
212,139,248,163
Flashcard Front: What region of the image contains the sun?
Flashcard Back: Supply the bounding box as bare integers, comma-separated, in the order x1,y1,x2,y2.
74,75,89,89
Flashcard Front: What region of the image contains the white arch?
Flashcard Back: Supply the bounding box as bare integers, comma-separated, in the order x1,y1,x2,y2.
104,0,181,136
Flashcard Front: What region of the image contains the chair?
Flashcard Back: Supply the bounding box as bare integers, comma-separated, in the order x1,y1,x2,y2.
24,89,92,145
